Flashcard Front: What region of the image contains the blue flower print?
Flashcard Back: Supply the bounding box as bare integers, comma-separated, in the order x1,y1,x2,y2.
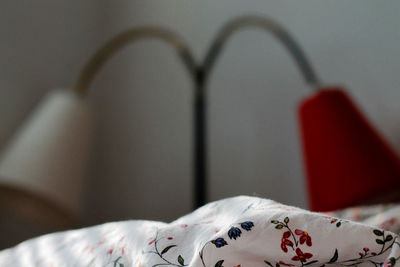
241,221,254,231
212,238,228,248
228,227,242,240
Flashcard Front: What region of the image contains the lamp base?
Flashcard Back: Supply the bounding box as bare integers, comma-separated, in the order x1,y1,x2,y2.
0,184,78,249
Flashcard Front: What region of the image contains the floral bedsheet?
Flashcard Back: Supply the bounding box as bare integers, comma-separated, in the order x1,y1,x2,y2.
1,196,400,267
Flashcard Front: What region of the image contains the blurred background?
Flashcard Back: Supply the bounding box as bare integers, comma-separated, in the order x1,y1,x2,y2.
0,0,400,249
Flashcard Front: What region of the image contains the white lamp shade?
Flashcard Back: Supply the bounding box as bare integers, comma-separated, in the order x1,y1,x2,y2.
0,89,92,216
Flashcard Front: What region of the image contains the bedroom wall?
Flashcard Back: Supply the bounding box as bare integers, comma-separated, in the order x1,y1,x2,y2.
0,0,101,146
84,0,400,224
0,1,399,228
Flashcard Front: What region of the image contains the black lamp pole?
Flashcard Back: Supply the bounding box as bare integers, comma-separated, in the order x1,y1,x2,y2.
193,68,207,209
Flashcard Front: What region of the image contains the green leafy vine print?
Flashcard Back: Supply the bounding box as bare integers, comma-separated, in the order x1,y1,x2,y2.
145,231,187,267
321,229,400,267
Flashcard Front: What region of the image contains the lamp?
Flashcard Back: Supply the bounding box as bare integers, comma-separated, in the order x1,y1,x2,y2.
0,89,92,227
200,15,400,211
0,27,197,234
299,88,400,211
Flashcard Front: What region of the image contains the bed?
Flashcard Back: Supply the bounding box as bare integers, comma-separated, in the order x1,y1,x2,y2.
1,196,400,266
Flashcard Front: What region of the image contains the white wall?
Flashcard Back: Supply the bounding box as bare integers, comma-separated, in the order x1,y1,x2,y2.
0,0,102,247
0,0,102,145
1,1,400,226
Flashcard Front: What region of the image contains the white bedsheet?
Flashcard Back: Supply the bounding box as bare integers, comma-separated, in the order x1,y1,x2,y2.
1,196,400,267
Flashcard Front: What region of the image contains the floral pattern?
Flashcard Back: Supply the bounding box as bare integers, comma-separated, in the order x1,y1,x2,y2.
267,215,400,267
1,196,400,267
268,217,316,266
199,221,255,267
291,248,313,263
294,229,312,246
145,231,187,267
280,231,294,252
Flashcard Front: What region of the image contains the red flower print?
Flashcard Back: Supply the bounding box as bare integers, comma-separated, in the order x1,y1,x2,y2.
281,231,294,253
295,229,312,246
359,247,371,257
278,260,294,266
167,237,174,240
107,248,114,255
292,248,313,263
148,239,155,245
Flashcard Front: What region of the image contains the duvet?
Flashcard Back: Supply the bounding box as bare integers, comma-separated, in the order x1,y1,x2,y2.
1,196,400,267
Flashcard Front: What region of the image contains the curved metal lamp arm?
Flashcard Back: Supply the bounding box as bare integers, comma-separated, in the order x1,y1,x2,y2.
72,26,203,210
193,15,323,208
202,15,322,89
73,27,198,95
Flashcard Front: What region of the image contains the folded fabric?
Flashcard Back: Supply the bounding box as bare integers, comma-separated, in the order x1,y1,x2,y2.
1,196,400,267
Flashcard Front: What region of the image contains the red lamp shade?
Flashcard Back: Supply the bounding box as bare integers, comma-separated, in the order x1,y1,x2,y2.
299,87,400,211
